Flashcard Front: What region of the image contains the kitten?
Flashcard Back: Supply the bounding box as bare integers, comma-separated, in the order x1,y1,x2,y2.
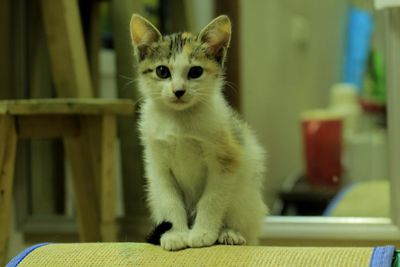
130,14,267,251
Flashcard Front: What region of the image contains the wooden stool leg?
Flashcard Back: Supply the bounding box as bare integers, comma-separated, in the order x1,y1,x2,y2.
64,131,101,242
99,115,117,241
0,116,17,266
64,115,117,242
82,115,117,242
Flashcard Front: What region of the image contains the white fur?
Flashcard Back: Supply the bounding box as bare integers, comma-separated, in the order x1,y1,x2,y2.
137,53,267,251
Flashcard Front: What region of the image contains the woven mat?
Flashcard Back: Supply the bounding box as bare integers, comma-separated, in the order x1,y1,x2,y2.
14,243,375,267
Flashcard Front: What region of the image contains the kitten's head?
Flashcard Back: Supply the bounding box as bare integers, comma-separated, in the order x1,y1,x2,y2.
130,14,231,111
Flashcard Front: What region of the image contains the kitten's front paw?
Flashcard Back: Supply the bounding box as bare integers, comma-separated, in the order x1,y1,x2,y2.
188,230,218,248
217,228,246,245
160,231,188,251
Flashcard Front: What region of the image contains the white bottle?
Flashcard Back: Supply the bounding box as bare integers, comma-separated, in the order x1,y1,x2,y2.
329,83,361,138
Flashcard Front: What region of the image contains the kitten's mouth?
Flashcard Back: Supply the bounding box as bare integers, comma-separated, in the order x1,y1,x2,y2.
167,98,192,110
172,99,186,104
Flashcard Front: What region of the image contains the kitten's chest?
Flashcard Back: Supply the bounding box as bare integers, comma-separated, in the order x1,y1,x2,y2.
163,137,207,201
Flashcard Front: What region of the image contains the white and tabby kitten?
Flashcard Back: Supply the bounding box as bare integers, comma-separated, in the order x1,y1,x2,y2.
130,14,267,251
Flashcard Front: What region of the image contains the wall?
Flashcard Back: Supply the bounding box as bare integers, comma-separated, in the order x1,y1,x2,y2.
240,0,348,208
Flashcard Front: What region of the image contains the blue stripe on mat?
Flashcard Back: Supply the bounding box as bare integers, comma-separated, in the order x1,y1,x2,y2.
6,243,50,267
370,245,395,267
323,182,355,216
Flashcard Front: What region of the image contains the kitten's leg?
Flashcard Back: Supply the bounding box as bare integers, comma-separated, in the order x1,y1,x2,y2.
188,170,236,248
188,136,240,248
217,228,246,245
146,152,189,251
223,187,267,246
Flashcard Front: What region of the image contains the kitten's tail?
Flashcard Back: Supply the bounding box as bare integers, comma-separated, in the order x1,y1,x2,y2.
146,221,173,245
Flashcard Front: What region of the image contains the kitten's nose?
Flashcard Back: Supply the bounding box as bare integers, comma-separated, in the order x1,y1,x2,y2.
174,89,186,99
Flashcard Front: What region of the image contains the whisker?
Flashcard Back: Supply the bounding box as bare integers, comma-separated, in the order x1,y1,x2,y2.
116,73,139,95
224,81,238,94
119,74,137,81
133,96,145,107
120,80,135,95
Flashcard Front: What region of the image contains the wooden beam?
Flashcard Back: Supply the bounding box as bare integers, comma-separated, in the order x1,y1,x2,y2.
41,0,93,98
0,99,134,115
216,0,241,111
0,116,17,266
16,115,81,139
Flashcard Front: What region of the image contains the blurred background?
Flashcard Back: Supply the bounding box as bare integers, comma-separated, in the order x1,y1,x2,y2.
1,0,389,258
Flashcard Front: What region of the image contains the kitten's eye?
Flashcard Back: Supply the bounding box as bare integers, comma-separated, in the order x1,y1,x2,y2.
188,66,203,79
156,65,171,79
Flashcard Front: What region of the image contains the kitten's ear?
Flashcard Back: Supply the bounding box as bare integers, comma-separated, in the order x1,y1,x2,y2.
198,15,231,62
130,14,162,60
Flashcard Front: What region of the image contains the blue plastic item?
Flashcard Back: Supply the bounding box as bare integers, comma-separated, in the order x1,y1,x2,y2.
342,7,374,92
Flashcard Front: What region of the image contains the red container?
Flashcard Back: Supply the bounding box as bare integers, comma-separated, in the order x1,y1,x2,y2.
302,118,342,186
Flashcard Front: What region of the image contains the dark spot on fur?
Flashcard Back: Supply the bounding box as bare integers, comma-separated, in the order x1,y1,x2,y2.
146,221,173,245
142,69,153,74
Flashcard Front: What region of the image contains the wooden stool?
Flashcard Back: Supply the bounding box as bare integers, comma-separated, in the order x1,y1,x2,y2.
0,98,134,263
